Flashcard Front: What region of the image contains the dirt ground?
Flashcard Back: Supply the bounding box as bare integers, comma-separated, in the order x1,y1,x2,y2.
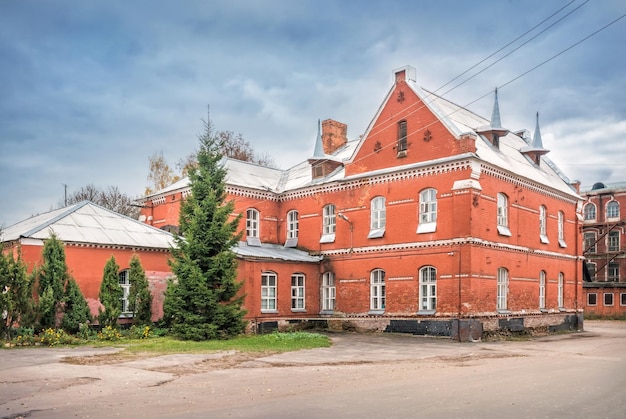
1,320,625,419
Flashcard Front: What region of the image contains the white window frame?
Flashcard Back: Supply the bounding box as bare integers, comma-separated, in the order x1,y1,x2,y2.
246,208,261,246
419,266,437,312
285,210,299,247
539,205,549,244
397,120,407,153
417,188,437,234
557,272,564,308
558,211,566,248
608,263,620,282
261,271,277,312
587,293,597,306
497,193,511,236
584,203,596,221
118,270,131,316
539,270,546,310
321,272,336,312
370,269,385,312
321,204,336,243
604,292,614,306
587,262,597,281
608,231,620,252
584,232,597,254
620,293,626,306
497,267,509,311
369,196,386,238
607,201,620,219
291,273,305,311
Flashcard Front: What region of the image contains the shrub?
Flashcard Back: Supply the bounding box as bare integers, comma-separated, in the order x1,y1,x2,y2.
98,325,122,341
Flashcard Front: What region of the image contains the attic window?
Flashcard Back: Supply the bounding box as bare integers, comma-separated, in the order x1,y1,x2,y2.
493,134,500,148
397,120,407,156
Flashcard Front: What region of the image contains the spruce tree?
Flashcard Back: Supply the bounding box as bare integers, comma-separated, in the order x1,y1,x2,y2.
98,256,122,328
128,254,152,326
36,234,70,329
163,119,247,340
0,248,35,340
61,278,92,334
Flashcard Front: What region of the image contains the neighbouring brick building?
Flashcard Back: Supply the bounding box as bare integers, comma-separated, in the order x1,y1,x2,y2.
581,181,626,316
139,65,584,340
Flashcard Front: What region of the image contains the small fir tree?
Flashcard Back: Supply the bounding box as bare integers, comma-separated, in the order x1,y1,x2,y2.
128,254,152,326
0,248,36,340
36,234,71,329
61,278,92,334
98,256,122,328
163,118,247,340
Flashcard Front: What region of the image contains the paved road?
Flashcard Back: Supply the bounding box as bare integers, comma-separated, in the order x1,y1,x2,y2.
1,321,625,419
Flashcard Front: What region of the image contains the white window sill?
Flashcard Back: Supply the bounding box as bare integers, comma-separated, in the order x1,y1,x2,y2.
368,228,385,239
291,309,306,313
320,233,335,244
319,310,334,315
368,310,385,315
284,237,298,248
558,239,567,248
417,310,436,316
540,235,549,244
417,222,436,234
497,225,512,236
260,310,278,314
247,237,262,246
497,309,510,314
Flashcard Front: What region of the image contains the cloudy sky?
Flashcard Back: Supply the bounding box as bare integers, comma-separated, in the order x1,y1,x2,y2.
1,0,625,227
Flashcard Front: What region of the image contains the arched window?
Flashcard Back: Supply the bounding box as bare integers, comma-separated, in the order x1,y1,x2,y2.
369,196,386,238
539,270,546,310
370,269,386,311
607,201,620,219
118,270,131,315
285,210,299,247
539,205,548,243
291,273,305,311
419,266,437,312
397,120,407,153
246,208,259,238
584,203,596,221
558,211,566,247
321,204,336,243
321,272,336,312
497,267,509,311
417,188,437,233
261,271,277,312
497,193,510,236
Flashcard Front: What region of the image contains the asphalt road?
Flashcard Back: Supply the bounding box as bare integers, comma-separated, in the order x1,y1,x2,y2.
1,320,625,419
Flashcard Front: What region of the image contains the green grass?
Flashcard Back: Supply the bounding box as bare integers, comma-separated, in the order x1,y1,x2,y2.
98,331,332,354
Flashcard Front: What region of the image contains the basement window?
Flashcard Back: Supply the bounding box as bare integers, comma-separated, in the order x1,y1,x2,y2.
587,293,597,306
604,293,614,306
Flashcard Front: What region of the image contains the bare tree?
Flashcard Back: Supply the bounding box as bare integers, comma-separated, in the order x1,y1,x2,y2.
60,184,140,218
146,151,180,195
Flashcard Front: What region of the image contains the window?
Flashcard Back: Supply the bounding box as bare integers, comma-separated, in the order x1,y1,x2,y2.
587,293,597,306
584,232,597,254
604,293,614,306
539,205,548,243
497,193,511,236
321,204,336,243
370,269,386,311
291,274,305,311
608,231,620,252
285,210,299,247
558,211,566,247
321,272,336,312
587,262,597,281
607,201,620,219
417,188,437,233
497,267,508,311
246,208,261,246
118,270,131,315
608,263,620,282
558,273,564,308
584,203,596,221
261,272,277,312
419,266,437,312
369,196,386,238
621,293,626,306
539,271,546,310
397,120,407,153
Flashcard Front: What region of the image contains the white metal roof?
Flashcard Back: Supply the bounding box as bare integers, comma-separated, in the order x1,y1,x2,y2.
1,201,175,249
234,241,322,263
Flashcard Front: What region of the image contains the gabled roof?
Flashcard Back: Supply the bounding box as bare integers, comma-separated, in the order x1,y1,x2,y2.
1,201,175,249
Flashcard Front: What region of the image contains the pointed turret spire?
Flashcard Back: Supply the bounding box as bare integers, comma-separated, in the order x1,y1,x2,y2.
491,88,503,129
312,119,325,158
532,112,545,149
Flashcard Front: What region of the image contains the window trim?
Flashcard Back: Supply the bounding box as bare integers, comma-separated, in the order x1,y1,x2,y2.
587,262,597,281
291,273,306,312
608,262,620,282
369,196,386,238
497,267,509,312
608,231,620,253
557,272,564,309
397,120,408,154
558,211,566,248
539,270,546,310
497,193,511,236
606,201,620,220
320,204,336,243
369,269,386,314
321,272,336,314
584,203,596,221
118,269,132,317
604,292,614,307
246,208,261,246
418,266,437,314
584,232,597,254
539,205,549,244
261,271,278,313
620,293,626,307
587,293,597,306
417,188,437,234
285,210,299,247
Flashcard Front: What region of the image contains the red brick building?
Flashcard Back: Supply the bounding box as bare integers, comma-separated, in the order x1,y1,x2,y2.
581,181,626,317
139,66,583,339
1,201,174,323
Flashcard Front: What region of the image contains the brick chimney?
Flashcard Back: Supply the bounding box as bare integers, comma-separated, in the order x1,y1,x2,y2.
321,119,347,155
